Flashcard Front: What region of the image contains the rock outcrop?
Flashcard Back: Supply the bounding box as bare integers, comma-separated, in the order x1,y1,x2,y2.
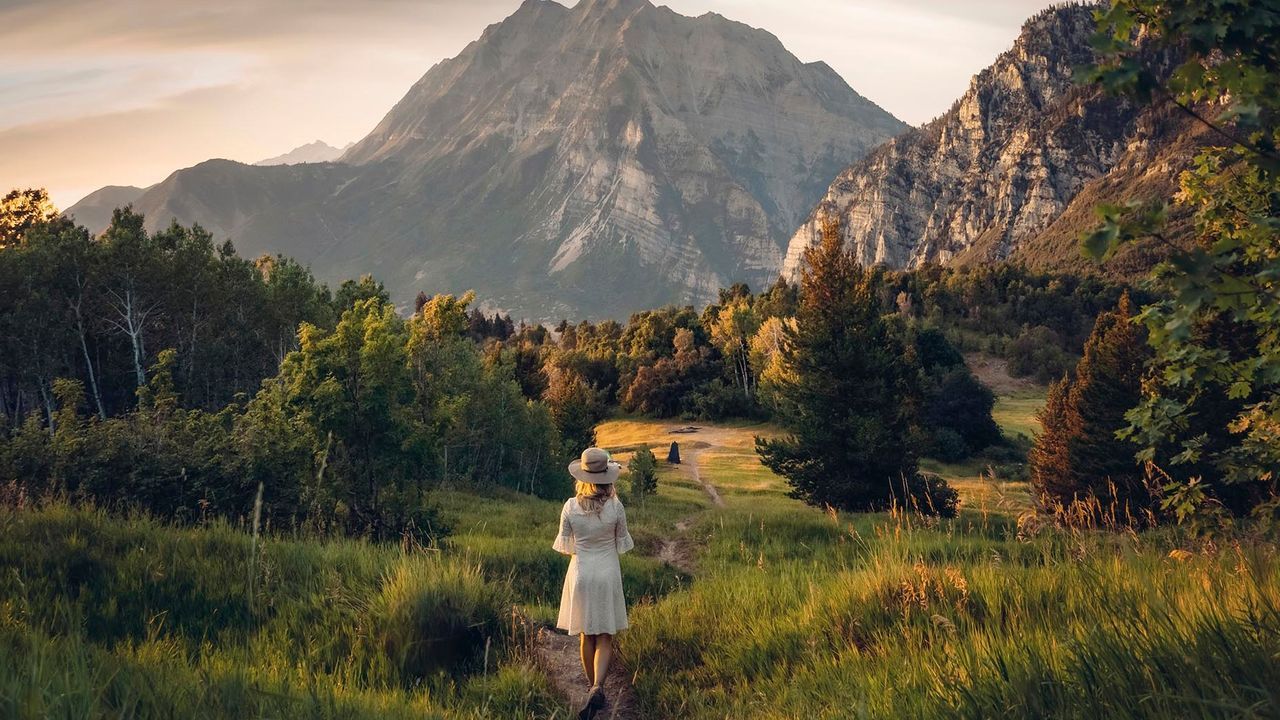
783,4,1203,281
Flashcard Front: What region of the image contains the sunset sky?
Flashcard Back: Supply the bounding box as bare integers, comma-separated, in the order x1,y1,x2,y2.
0,0,1056,209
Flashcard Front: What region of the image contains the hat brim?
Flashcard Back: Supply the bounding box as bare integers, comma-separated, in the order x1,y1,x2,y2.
568,459,622,484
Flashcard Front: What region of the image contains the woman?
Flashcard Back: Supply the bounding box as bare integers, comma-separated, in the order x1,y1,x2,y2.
553,447,635,720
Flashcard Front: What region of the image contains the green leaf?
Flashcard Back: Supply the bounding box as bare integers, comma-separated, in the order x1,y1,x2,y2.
1081,223,1119,260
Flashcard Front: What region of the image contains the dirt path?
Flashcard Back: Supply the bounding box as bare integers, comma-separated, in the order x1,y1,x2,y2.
682,447,725,508
534,424,735,718
656,516,697,574
533,626,640,719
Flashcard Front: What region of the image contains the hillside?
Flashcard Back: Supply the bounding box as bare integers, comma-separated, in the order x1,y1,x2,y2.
68,0,905,319
62,185,146,234
783,5,1205,281
8,416,1277,718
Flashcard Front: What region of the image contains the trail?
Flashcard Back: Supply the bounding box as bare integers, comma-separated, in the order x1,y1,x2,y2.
682,445,725,508
534,424,733,718
533,626,640,719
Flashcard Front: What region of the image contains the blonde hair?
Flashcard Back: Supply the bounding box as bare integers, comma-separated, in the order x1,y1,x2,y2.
575,481,615,513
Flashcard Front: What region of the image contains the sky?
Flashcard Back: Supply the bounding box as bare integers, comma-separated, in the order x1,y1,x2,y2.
0,0,1057,209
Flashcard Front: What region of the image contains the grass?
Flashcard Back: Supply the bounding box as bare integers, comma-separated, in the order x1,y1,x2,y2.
0,504,560,719
993,388,1048,441
4,406,1277,719
602,419,1280,720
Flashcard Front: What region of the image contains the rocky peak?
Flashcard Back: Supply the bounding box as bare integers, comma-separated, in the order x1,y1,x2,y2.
82,0,904,321
781,3,1190,280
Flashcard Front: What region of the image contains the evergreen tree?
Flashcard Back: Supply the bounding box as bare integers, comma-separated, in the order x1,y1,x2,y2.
755,220,953,514
627,447,658,508
1030,294,1153,516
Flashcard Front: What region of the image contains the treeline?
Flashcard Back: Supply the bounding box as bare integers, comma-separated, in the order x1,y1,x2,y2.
2,188,1134,531
0,200,562,538
1,204,334,419
878,264,1131,383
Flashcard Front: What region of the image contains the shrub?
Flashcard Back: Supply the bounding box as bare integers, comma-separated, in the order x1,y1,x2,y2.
900,473,959,518
1007,326,1075,384
927,428,971,464
627,447,659,507
688,378,755,420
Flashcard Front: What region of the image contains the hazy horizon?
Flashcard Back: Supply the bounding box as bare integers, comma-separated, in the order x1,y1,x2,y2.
0,0,1056,209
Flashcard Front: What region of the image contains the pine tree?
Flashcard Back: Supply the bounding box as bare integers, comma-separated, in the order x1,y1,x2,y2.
755,219,952,514
1030,294,1152,516
627,447,658,508
1030,373,1074,504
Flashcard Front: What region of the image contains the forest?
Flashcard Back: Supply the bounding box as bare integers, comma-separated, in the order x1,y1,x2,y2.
0,190,1143,538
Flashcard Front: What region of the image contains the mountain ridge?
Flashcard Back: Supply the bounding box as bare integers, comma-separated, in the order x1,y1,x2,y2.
255,140,353,166
70,0,905,319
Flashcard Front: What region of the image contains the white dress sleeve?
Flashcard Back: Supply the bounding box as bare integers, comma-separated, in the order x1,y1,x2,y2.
614,499,635,555
552,500,575,555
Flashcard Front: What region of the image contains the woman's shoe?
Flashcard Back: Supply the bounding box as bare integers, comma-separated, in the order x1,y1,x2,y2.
577,685,606,720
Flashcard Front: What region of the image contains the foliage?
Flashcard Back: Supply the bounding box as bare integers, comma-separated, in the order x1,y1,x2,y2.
910,327,1003,459
1007,326,1077,383
543,364,603,462
0,205,334,420
1080,0,1280,524
0,189,58,249
709,296,760,402
1030,294,1155,519
1,291,564,538
755,220,950,515
881,263,1128,372
626,446,659,507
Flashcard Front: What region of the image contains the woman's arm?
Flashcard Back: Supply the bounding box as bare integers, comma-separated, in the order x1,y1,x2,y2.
615,499,635,555
552,500,575,555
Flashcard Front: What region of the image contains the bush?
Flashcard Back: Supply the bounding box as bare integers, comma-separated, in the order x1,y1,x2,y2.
894,473,959,518
926,427,971,463
1007,326,1076,384
688,378,755,421
627,447,659,507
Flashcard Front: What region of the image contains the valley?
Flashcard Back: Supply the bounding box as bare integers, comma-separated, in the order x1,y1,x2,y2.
4,0,1279,717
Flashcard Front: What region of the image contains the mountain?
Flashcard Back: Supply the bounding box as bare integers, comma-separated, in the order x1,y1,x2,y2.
782,5,1206,282
69,0,905,319
254,140,353,166
63,185,146,233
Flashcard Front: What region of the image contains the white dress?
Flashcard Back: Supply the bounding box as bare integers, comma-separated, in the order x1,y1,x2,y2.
553,495,635,635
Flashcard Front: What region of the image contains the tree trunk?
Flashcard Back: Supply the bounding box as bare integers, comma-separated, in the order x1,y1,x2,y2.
36,376,54,435
71,299,106,420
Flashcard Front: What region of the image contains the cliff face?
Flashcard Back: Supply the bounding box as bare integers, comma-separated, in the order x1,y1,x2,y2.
783,5,1202,281
71,0,904,320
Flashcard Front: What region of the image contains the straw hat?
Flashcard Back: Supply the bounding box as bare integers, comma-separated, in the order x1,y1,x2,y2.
568,447,622,484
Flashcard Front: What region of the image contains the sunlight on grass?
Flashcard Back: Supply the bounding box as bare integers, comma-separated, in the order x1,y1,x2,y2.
993,390,1047,440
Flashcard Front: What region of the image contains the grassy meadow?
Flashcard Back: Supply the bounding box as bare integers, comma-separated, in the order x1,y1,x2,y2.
3,398,1278,719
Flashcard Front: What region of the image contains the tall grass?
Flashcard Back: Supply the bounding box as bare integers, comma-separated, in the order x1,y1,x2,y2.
5,416,1277,719
0,503,559,718
620,493,1280,719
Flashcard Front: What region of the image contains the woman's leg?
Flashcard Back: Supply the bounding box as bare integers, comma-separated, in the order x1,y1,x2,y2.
591,633,613,689
579,634,597,686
